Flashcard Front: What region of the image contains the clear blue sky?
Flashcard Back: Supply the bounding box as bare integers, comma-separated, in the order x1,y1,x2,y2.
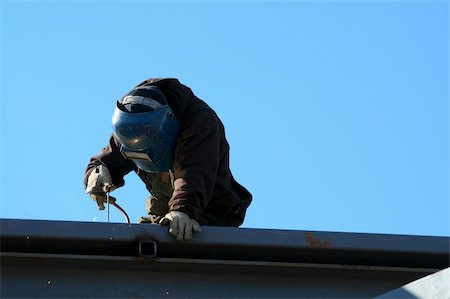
1,1,448,237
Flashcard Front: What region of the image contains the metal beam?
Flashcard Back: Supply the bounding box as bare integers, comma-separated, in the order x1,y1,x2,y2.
1,219,449,298
1,218,448,268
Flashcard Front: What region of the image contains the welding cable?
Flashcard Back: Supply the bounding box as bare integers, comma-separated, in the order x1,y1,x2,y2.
110,202,131,224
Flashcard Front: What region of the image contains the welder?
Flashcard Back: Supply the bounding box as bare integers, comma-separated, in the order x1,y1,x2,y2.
84,78,252,241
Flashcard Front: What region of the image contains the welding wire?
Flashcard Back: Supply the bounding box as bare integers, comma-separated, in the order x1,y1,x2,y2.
111,202,131,224
106,191,110,223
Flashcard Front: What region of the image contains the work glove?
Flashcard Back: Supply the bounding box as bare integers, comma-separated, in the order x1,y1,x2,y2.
85,165,116,210
159,211,202,241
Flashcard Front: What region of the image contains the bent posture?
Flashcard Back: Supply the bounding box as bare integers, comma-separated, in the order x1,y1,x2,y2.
85,78,252,241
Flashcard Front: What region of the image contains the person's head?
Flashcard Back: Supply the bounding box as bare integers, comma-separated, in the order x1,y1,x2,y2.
112,85,180,173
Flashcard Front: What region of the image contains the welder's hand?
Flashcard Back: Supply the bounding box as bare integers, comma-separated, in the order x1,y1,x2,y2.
159,211,202,241
89,194,117,211
85,165,116,210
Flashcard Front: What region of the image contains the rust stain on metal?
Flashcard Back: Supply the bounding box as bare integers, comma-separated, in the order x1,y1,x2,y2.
305,232,332,249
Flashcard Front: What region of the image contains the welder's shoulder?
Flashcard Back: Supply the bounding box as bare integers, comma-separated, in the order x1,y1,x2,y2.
183,98,221,129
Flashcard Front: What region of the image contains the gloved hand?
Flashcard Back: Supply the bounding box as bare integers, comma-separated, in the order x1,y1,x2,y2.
85,165,116,210
159,211,202,241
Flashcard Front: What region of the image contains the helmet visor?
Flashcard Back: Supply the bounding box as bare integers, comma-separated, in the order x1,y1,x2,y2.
121,150,152,162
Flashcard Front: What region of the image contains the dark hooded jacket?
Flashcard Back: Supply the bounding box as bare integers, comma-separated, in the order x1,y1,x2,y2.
84,78,252,226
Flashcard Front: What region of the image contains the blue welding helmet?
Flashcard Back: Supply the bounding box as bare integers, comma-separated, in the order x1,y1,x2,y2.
112,86,180,173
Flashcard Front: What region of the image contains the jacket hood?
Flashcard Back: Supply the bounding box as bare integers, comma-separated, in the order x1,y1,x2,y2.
132,78,194,120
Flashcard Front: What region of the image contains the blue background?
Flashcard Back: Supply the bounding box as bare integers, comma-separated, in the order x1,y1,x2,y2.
1,1,448,236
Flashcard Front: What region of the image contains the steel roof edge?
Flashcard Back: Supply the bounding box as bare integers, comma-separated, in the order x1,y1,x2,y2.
1,218,449,269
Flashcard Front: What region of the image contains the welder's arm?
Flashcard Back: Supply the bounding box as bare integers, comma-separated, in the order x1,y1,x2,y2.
160,109,221,240
169,125,221,219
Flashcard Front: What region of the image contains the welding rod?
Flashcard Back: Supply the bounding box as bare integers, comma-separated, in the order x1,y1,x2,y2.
106,191,110,223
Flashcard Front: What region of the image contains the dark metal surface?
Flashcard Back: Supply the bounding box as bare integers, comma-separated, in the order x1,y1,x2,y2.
1,218,449,268
1,219,449,298
0,254,429,299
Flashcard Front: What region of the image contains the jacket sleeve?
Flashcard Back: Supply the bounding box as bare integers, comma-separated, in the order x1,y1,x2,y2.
84,135,136,190
169,108,221,220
